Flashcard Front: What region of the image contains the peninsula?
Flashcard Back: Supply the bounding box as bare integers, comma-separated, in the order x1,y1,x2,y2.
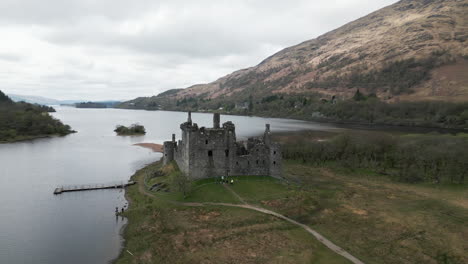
117,112,468,263
0,90,74,143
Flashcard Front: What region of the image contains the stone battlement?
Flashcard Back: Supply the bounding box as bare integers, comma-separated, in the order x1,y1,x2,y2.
163,112,282,179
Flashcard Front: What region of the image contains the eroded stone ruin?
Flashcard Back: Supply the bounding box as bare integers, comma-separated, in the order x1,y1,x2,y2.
163,112,282,179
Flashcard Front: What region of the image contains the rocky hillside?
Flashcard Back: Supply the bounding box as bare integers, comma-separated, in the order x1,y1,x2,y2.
146,0,467,103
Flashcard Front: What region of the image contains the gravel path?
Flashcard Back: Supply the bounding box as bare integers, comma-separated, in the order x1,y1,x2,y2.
223,184,247,204
206,202,364,264
136,176,364,264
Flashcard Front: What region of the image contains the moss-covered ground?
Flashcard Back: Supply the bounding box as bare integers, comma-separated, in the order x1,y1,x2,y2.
116,158,467,264
115,162,351,264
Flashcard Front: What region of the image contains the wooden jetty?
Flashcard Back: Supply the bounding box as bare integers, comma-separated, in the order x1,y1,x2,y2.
53,181,136,195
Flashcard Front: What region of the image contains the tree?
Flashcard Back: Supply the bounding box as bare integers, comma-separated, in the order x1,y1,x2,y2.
0,90,73,142
114,124,146,135
248,95,254,113
171,172,192,198
352,89,366,101
0,90,12,103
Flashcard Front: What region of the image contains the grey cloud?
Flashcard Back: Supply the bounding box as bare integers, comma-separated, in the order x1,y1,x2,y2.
41,0,398,59
0,0,158,24
0,53,22,62
0,0,398,100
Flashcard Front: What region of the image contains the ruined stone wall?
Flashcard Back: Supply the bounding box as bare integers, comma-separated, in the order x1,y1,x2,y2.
230,143,270,176
164,112,283,179
174,126,191,175
163,141,175,165
188,127,236,179
268,143,282,179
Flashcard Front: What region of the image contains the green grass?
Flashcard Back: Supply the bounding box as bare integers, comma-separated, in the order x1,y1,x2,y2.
455,133,468,138
268,162,468,264
183,183,239,203
229,177,293,203
117,158,468,264
116,161,352,264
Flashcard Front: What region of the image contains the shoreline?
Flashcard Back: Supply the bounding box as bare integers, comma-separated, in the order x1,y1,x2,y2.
113,158,162,263
111,186,133,263
133,143,164,152
112,153,467,263
0,131,76,144
114,107,467,132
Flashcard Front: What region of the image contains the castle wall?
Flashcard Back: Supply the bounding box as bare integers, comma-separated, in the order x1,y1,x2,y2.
188,128,235,179
163,113,283,179
230,143,269,176
163,141,175,165
174,126,191,175
268,143,282,179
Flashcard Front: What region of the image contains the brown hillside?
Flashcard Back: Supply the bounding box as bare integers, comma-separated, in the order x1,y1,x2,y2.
170,0,468,102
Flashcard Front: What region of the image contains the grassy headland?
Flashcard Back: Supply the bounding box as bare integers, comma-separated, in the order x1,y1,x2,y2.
117,131,467,263
116,162,349,264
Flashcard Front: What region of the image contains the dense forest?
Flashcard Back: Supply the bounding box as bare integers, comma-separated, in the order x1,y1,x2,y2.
233,91,468,129
281,131,468,185
120,90,468,130
0,90,74,142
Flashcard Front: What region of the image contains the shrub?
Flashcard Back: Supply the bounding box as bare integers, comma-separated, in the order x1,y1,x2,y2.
114,124,146,135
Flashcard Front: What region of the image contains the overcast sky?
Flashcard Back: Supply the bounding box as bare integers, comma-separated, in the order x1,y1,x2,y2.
0,0,397,100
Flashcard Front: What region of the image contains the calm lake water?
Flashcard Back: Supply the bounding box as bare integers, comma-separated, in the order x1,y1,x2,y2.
0,107,339,264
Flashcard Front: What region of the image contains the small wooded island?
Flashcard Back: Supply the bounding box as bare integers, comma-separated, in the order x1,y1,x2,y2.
0,90,74,143
114,124,146,135
75,102,107,108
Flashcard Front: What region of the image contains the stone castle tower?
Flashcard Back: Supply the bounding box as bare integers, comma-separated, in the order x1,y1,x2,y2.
163,112,282,179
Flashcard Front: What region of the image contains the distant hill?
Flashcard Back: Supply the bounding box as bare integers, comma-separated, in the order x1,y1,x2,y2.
122,0,468,107
75,101,121,108
8,94,61,105
8,94,121,108
7,94,85,105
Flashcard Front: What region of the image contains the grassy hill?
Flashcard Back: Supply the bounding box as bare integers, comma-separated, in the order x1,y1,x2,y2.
117,131,468,263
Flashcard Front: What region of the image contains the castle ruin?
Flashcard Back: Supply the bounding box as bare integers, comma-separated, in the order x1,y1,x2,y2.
163,112,282,179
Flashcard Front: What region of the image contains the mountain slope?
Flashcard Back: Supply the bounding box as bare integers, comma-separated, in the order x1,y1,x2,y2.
159,0,468,102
